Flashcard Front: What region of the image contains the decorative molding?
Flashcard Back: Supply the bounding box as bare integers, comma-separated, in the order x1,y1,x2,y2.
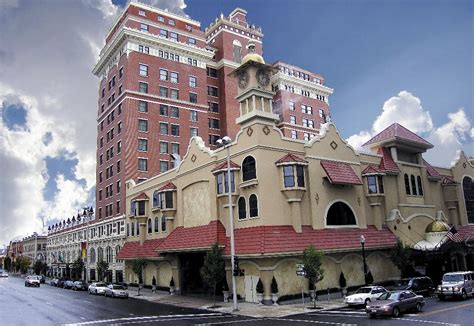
246,126,253,137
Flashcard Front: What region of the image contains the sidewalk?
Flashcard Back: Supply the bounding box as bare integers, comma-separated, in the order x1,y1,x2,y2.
127,287,346,318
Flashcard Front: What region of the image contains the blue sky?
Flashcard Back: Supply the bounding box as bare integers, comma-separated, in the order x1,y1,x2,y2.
0,0,471,246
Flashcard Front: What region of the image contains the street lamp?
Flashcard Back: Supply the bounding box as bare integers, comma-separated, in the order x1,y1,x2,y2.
216,136,238,311
360,235,368,285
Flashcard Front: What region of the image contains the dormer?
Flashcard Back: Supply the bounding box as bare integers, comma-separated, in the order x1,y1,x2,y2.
152,182,177,215
129,192,149,218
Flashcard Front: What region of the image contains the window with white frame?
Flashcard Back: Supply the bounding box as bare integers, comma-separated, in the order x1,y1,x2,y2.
189,76,197,88
190,110,198,122
291,130,297,139
283,165,305,188
140,23,148,32
138,158,148,171
139,64,148,76
159,141,168,153
170,72,179,83
138,138,148,152
159,123,168,135
190,127,198,137
367,175,384,194
160,69,168,81
159,161,168,172
138,101,148,112
290,116,296,124
289,101,295,111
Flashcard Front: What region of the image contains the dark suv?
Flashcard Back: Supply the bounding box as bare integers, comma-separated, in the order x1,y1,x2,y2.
392,277,435,297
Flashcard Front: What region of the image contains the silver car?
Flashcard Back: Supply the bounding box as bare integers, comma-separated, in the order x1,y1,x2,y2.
88,282,107,295
104,284,129,298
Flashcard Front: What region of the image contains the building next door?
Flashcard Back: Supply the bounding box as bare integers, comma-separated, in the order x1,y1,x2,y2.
244,275,259,303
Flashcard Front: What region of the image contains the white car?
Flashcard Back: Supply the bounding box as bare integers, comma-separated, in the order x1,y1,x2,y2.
25,275,41,287
104,284,129,298
345,286,387,306
88,282,107,295
0,271,8,278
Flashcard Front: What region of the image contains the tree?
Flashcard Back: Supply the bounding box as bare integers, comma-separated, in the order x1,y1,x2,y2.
389,240,415,278
200,242,225,307
17,256,31,274
33,261,45,275
96,259,109,282
303,245,324,308
4,257,12,272
131,259,147,284
71,258,84,280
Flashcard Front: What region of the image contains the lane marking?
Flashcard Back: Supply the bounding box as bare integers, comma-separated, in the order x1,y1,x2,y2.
277,317,357,325
396,318,459,326
194,318,264,325
420,301,474,317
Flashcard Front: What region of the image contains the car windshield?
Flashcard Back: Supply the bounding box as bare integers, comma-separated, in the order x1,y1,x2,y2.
378,292,400,300
113,285,125,290
443,274,464,282
397,279,410,286
96,283,106,287
355,287,372,294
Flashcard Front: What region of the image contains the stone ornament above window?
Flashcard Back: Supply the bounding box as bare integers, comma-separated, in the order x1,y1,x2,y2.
263,125,270,135
246,126,254,137
191,154,197,162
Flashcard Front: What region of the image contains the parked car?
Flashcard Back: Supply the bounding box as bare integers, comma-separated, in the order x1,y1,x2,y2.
104,284,129,298
345,286,387,306
0,270,8,278
63,280,75,289
88,282,108,295
50,278,59,286
39,275,46,283
72,280,88,291
438,271,474,300
366,290,424,318
25,275,41,287
391,276,435,297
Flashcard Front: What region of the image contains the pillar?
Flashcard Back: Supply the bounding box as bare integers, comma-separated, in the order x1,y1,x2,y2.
261,270,273,305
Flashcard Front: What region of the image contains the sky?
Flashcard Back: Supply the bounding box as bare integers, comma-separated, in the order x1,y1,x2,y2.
0,0,472,247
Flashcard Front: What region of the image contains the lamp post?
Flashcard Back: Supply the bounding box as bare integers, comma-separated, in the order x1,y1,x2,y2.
360,235,367,285
216,136,238,311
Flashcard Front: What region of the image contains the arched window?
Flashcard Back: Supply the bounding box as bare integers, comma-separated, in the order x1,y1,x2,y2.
463,176,474,223
161,216,167,232
106,246,112,263
417,176,424,196
90,248,96,263
154,216,159,232
233,40,242,63
242,156,256,181
404,174,411,195
249,194,258,217
238,197,246,220
153,190,159,207
147,218,152,233
98,247,104,262
131,222,135,236
411,175,417,195
326,201,356,226
126,223,130,236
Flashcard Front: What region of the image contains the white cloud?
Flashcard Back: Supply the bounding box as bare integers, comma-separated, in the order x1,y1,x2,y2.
347,91,473,167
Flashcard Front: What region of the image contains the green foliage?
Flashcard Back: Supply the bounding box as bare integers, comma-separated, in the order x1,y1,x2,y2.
96,259,109,282
271,276,279,294
339,272,347,288
71,258,84,280
33,261,46,275
16,256,31,274
389,240,414,278
200,242,225,306
131,259,148,284
4,257,12,271
256,278,264,294
303,245,324,307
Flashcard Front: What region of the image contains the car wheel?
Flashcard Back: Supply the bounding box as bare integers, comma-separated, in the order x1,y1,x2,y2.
415,303,422,313
364,298,371,306
111,292,115,298
392,307,400,317
461,290,467,300
438,294,445,301
369,313,376,319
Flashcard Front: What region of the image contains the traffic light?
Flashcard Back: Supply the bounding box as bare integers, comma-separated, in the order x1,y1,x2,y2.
233,256,239,276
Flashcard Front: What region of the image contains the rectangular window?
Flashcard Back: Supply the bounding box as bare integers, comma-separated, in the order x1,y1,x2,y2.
138,10,146,16
159,141,168,153
301,104,307,114
171,124,179,136
117,180,121,194
159,29,168,38
168,19,175,26
284,166,295,187
159,86,168,97
189,93,197,103
208,118,219,129
138,138,148,152
138,101,148,112
290,116,296,124
291,130,297,139
188,37,196,45
159,104,168,116
367,176,377,194
296,165,305,187
138,158,148,171
208,102,219,112
138,45,149,54
139,64,148,76
169,32,178,41
158,15,164,22
289,101,295,111
160,161,168,172
378,176,384,194
138,119,148,132
190,127,198,137
117,160,121,173
171,143,179,154
117,141,121,153
160,69,168,81
189,110,198,122
170,89,179,99
207,67,218,78
189,76,197,88
304,133,310,141
208,134,219,145
170,106,179,118
170,72,179,83
140,23,148,32
159,123,168,135
217,172,235,194
308,120,314,128
207,86,218,97
302,118,308,127
119,67,123,78
307,106,313,115
139,82,148,93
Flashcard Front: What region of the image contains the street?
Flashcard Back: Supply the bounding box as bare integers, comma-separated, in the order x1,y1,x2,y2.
1,276,473,325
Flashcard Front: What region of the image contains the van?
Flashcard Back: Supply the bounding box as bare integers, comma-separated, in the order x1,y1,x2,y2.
438,271,474,300
392,276,435,297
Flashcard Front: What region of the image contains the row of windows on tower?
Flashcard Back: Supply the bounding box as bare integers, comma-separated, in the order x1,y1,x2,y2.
126,216,167,237
138,100,220,115
278,65,322,84
137,82,218,102
98,181,121,201
137,8,194,33
280,84,326,102
290,116,316,128
139,23,196,45
404,174,424,196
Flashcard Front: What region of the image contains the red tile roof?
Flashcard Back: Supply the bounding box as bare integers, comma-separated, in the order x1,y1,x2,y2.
211,160,240,173
320,160,362,185
224,225,397,255
275,153,308,165
158,182,177,191
132,192,149,201
157,220,227,252
117,238,164,259
361,165,385,175
378,147,400,174
363,123,433,148
423,160,442,179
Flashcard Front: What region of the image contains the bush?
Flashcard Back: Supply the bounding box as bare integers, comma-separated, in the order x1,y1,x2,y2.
271,276,279,294
256,278,264,294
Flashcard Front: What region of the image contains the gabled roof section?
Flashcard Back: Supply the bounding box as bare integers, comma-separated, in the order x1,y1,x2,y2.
423,160,442,180
275,153,308,165
117,238,164,260
320,160,362,185
158,182,177,191
361,165,385,175
157,220,227,252
131,192,149,201
211,160,240,173
363,123,433,148
378,147,400,174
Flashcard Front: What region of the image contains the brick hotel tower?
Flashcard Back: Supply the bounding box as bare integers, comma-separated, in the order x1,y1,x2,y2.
92,1,333,220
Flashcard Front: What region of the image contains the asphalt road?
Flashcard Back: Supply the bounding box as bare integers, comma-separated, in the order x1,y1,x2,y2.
1,276,473,325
